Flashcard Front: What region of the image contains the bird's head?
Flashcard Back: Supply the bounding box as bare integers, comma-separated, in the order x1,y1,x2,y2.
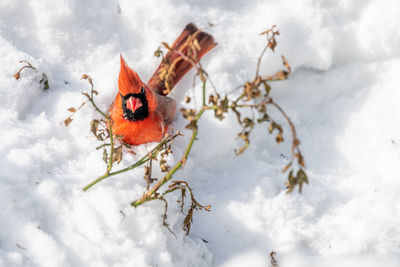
118,55,149,121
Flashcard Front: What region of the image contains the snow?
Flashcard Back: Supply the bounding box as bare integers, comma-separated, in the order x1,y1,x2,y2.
1,0,400,266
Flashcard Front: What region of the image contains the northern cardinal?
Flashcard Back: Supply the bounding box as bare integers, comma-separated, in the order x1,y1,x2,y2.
109,23,216,145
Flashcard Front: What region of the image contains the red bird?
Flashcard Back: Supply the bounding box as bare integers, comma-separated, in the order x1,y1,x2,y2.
109,23,216,145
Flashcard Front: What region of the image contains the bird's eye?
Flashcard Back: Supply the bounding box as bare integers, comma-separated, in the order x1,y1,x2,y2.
141,87,145,94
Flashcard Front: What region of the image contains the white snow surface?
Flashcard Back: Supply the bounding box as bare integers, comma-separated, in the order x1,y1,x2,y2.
1,0,400,266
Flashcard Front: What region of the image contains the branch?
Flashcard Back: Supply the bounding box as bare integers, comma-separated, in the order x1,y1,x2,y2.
131,108,206,207
82,132,181,191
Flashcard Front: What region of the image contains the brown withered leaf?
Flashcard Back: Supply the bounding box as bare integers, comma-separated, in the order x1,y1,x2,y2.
14,73,20,80
180,108,197,122
143,166,157,184
243,117,255,129
258,104,267,113
263,81,271,96
185,96,191,103
160,158,169,172
208,94,218,105
81,92,90,99
257,113,269,123
185,120,198,130
281,55,291,74
144,166,150,176
220,96,229,112
64,117,73,126
270,251,279,267
268,121,282,134
298,152,305,167
282,162,292,173
268,38,277,51
183,205,194,235
286,170,295,193
112,146,123,164
293,139,300,146
243,81,262,101
81,74,93,85
90,119,99,135
102,149,108,164
276,132,284,144
235,132,250,155
297,168,308,185
68,107,77,113
214,95,229,121
154,48,162,58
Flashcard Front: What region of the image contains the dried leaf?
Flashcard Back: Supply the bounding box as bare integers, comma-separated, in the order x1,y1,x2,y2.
268,38,277,51
281,55,291,74
144,166,150,176
257,113,269,123
297,168,308,184
180,108,197,123
81,92,90,99
154,49,162,57
183,205,194,235
160,158,169,172
39,74,49,91
220,96,229,113
263,81,271,96
112,146,123,164
102,149,108,163
235,132,250,155
270,251,279,267
208,94,218,105
298,153,305,167
91,119,105,141
64,117,73,126
282,162,292,173
214,95,229,121
276,132,284,144
68,107,77,113
243,117,255,128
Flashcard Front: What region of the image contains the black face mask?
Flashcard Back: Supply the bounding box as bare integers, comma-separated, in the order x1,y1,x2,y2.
120,87,149,121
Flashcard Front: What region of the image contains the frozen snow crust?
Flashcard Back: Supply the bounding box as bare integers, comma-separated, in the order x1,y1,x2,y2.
1,0,400,266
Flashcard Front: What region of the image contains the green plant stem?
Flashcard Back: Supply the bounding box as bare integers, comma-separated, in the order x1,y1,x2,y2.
131,108,206,207
82,134,178,191
82,156,149,191
202,79,206,107
89,85,109,120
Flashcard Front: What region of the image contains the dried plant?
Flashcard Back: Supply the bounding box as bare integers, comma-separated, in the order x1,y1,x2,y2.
66,25,308,234
269,251,279,267
14,60,49,91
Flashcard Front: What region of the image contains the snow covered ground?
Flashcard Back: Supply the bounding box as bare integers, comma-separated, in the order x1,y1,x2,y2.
1,0,400,266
